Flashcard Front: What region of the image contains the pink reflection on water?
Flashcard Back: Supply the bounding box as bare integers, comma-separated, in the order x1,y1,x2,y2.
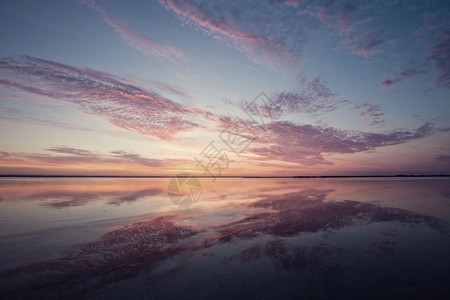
0,178,449,298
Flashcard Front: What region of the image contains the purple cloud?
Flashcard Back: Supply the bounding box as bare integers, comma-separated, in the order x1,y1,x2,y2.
108,150,169,167
382,67,428,88
381,79,395,87
231,77,344,122
217,117,441,166
428,30,450,89
316,1,383,58
394,68,428,79
229,76,383,126
79,0,186,62
352,103,385,126
159,0,389,70
46,146,93,156
273,77,342,116
257,121,436,164
0,56,208,139
0,146,192,170
42,147,167,167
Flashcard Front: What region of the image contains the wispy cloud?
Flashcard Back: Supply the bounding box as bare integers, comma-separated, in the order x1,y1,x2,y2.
428,30,450,89
159,0,390,71
78,0,186,62
153,81,189,97
0,56,208,139
382,66,428,88
217,118,442,166
348,30,384,58
394,68,428,79
257,121,438,165
352,102,385,126
159,0,305,70
41,146,166,167
229,76,384,126
0,146,193,175
316,2,383,57
231,77,343,120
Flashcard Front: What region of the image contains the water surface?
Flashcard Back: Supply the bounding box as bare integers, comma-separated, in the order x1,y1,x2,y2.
0,177,449,299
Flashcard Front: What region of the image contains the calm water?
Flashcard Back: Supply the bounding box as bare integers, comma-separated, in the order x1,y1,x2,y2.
0,177,449,299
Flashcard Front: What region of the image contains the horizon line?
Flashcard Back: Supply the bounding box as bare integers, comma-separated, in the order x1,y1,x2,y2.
0,174,449,178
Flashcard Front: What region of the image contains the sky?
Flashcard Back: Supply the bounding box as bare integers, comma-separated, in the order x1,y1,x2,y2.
0,0,449,176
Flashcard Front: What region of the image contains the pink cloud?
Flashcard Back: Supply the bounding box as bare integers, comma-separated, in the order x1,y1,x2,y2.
285,0,299,8
0,56,207,139
79,0,186,62
159,0,299,70
334,4,357,35
317,4,329,22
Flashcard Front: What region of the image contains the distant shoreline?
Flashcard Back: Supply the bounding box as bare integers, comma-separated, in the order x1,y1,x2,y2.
0,175,449,178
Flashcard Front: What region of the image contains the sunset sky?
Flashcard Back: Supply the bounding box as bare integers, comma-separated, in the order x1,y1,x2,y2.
0,0,449,176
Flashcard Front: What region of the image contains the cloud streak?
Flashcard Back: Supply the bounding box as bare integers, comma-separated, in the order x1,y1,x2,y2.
0,56,207,139
0,146,196,175
79,0,186,62
0,146,169,168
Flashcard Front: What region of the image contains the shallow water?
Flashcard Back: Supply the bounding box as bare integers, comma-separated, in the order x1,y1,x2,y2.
0,177,449,299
